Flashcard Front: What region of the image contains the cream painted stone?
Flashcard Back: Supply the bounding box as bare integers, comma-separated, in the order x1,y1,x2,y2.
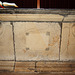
0,14,64,21
0,22,14,60
64,15,75,21
14,22,60,60
60,23,75,60
0,61,14,71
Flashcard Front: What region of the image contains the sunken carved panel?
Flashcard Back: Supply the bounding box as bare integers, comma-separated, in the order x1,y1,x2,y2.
14,22,60,60
0,22,14,60
61,23,75,60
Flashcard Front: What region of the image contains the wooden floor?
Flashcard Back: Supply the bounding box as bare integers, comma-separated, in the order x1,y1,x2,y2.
0,72,75,75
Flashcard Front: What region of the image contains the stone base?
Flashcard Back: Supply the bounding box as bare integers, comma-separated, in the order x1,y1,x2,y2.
0,9,75,73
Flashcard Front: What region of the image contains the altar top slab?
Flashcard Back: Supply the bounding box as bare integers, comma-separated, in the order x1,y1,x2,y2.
0,9,75,15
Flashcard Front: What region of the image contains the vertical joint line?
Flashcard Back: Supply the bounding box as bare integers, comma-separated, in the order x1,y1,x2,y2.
11,22,16,71
59,16,65,60
59,22,63,61
35,61,37,72
0,21,1,25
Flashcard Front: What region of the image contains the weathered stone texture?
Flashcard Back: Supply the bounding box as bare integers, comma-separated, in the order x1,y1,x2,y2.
0,14,64,21
64,15,75,22
14,22,60,61
0,9,75,73
60,23,75,60
36,62,75,72
0,61,14,71
15,62,35,72
0,22,14,60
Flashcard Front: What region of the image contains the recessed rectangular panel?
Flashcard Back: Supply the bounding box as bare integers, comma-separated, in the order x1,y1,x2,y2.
0,22,14,60
14,22,60,61
61,23,75,60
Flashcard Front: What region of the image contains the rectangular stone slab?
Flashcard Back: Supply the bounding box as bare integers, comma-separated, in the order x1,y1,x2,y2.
36,62,75,72
0,14,64,22
14,22,61,61
0,22,14,60
15,62,35,72
60,23,75,60
0,61,14,71
64,15,75,22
